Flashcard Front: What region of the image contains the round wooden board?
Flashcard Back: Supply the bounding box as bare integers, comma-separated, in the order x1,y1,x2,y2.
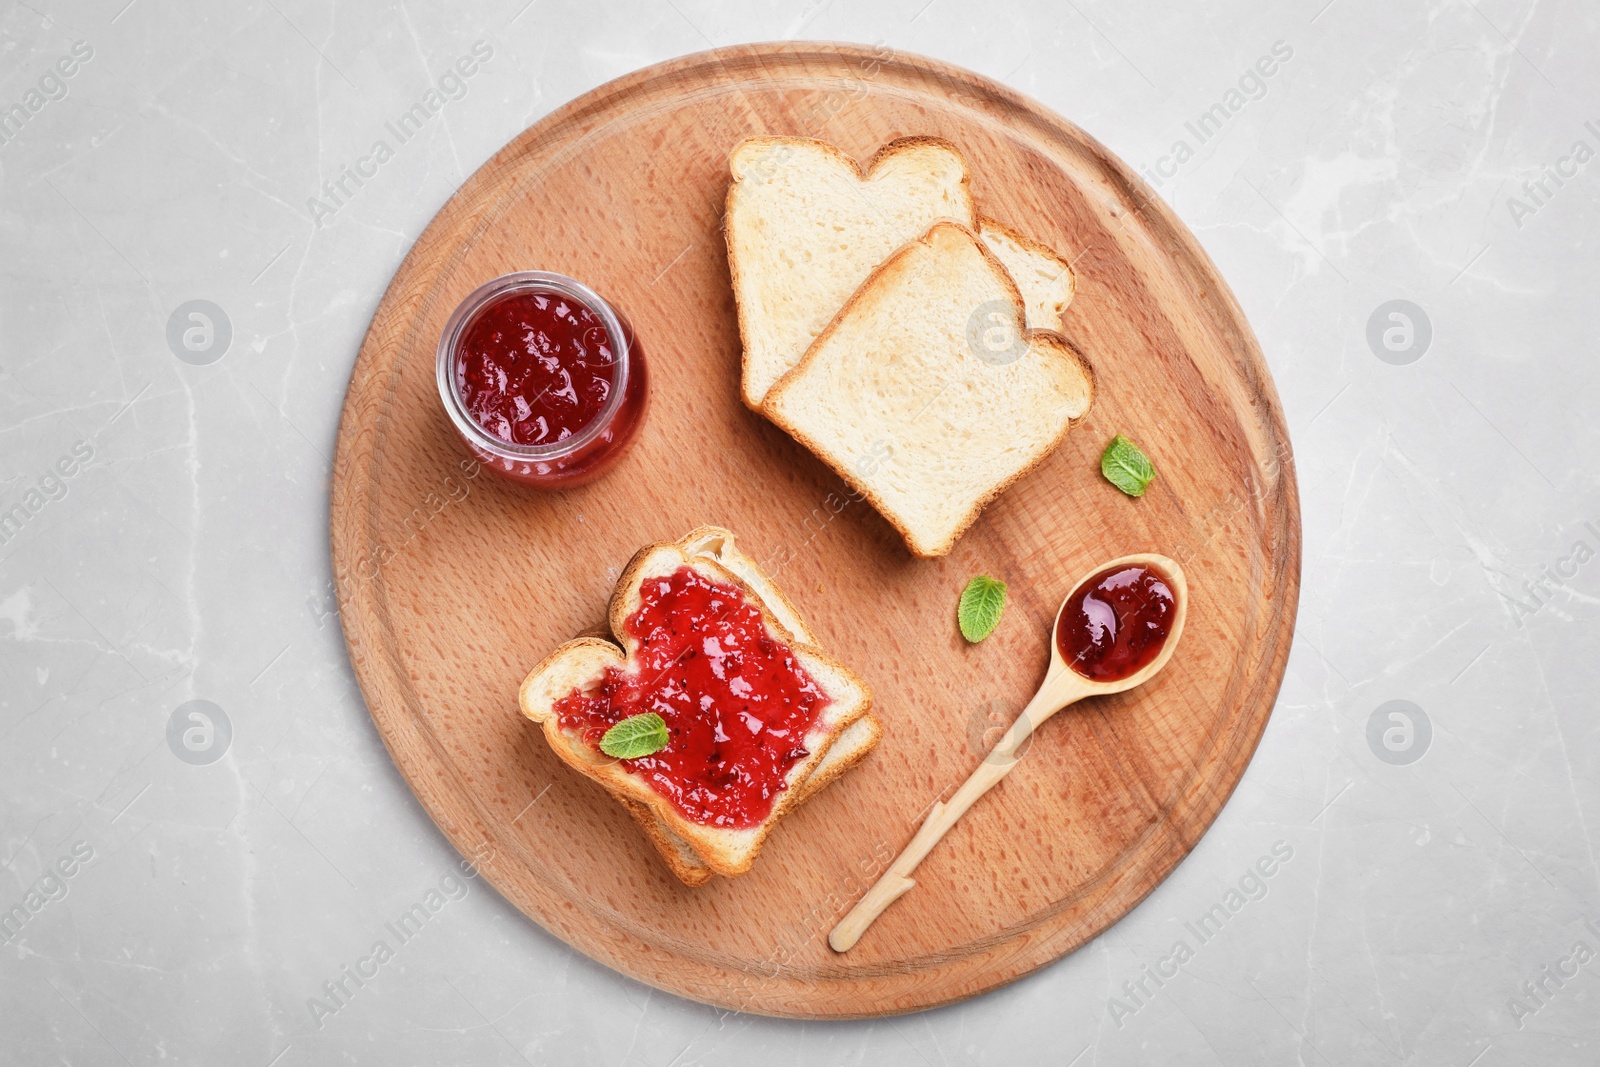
330,42,1300,1019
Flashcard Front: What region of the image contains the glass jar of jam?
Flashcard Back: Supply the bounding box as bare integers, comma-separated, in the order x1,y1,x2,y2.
435,271,648,488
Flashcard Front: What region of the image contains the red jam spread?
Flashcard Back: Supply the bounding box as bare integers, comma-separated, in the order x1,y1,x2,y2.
553,565,832,828
454,290,616,447
1055,564,1175,682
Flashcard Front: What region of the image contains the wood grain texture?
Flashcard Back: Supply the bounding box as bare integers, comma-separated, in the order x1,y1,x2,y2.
330,42,1301,1019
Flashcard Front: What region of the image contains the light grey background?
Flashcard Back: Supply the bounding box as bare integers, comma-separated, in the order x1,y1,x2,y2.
2,0,1596,1063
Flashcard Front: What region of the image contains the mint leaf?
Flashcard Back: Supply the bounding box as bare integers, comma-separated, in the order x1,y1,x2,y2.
599,712,669,759
1101,434,1156,497
958,576,1008,642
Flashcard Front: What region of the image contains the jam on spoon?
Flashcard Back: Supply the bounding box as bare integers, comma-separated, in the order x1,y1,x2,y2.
1055,563,1177,682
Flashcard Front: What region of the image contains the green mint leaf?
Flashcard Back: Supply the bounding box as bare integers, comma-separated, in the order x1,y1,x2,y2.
599,712,669,759
958,575,1008,642
1101,434,1156,497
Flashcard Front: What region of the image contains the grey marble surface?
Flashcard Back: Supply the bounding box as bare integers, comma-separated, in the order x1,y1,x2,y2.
2,0,1597,1063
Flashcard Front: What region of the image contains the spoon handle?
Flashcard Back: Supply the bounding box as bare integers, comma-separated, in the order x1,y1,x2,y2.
829,669,1086,952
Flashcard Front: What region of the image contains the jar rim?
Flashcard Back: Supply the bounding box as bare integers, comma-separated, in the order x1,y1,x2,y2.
435,271,632,462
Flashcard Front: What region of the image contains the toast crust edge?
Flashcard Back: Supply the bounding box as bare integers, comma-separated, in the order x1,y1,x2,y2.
621,799,716,886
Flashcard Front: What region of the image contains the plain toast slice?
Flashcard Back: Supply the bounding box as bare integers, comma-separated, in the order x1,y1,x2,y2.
763,221,1094,558
519,533,873,881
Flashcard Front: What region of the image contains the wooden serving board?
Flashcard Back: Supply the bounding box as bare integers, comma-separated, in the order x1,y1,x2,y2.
331,42,1300,1018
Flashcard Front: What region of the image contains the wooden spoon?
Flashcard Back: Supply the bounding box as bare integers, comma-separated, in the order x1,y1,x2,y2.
829,552,1188,952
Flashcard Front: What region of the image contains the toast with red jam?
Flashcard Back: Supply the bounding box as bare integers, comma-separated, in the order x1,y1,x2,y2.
519,528,875,883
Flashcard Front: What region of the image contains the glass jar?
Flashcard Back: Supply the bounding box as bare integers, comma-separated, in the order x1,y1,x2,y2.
436,271,648,488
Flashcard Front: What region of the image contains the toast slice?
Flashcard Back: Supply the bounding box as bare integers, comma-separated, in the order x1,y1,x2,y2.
725,137,1080,408
519,531,874,881
763,221,1095,558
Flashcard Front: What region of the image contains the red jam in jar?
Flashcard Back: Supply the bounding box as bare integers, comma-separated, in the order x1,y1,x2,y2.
1055,563,1176,682
455,291,615,447
437,272,648,488
552,565,832,829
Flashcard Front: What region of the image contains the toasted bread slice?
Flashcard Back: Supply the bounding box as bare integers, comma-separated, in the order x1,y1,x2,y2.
519,534,873,880
725,137,1077,408
763,221,1095,558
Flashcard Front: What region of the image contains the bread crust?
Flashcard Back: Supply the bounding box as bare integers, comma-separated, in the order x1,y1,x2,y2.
519,529,875,881
724,135,976,411
789,710,884,800
762,220,1095,557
